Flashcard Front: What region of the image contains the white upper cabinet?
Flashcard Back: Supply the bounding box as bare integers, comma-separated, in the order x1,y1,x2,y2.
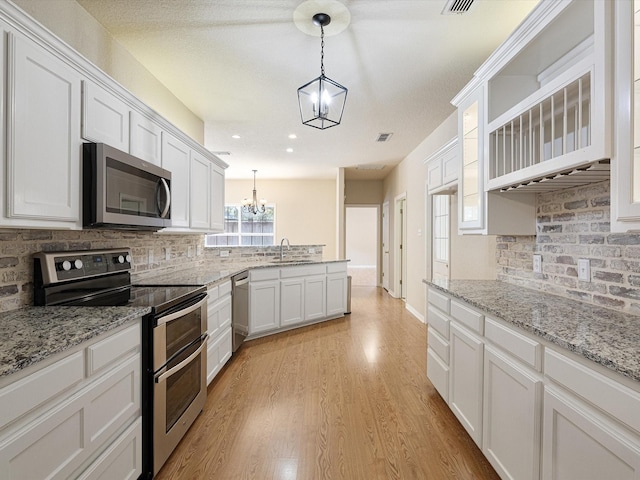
161,132,190,229
426,138,458,194
82,81,130,151
5,31,81,227
130,111,162,166
210,164,225,233
613,0,640,231
189,150,211,230
482,0,612,193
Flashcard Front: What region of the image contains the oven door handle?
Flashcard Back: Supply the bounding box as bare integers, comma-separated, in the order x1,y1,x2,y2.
155,334,209,384
156,295,208,327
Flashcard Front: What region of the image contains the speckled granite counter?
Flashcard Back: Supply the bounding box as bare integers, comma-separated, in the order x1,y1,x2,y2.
425,279,640,383
0,306,150,378
134,259,350,288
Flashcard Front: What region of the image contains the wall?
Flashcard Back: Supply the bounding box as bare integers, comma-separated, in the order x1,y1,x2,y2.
497,180,640,313
345,180,383,204
225,178,338,260
346,207,377,266
12,0,204,143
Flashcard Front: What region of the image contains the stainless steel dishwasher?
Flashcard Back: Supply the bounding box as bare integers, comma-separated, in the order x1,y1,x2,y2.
232,271,249,352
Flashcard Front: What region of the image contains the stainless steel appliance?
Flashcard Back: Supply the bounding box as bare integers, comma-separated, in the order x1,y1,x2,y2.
33,249,207,479
231,271,249,352
83,143,172,231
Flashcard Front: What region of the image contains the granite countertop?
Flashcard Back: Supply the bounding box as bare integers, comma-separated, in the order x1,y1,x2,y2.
0,306,150,379
135,259,350,288
425,279,640,383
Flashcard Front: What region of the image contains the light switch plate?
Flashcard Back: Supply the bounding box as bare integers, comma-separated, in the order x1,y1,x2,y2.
533,254,542,273
308,248,315,254
220,250,230,257
578,258,591,282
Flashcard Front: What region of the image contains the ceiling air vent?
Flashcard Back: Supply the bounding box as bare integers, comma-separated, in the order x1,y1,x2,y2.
441,0,476,15
376,132,393,142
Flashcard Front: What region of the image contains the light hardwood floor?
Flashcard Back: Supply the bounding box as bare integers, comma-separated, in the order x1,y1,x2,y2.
157,286,499,480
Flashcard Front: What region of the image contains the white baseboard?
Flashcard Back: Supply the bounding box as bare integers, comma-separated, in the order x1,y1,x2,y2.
406,303,425,323
387,289,398,298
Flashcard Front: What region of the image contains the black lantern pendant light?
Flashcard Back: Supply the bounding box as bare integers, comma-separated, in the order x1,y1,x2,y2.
297,13,348,130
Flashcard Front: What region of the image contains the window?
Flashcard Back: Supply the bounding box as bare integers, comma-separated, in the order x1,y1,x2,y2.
205,205,275,246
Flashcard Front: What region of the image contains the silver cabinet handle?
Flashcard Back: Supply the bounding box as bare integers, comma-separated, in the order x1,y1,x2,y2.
156,296,207,327
157,178,171,219
155,334,208,384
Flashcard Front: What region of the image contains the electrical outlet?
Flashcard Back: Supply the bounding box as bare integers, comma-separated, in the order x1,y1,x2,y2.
220,250,230,258
308,248,315,254
196,245,202,256
164,247,170,261
148,249,154,264
187,246,193,258
533,254,542,273
578,258,591,282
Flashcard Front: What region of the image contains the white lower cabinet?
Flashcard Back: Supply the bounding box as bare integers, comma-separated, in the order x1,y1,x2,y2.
449,321,484,447
483,346,542,480
280,278,305,327
206,281,232,385
326,273,347,317
542,386,640,480
428,286,640,480
250,279,280,335
304,275,326,321
0,322,142,480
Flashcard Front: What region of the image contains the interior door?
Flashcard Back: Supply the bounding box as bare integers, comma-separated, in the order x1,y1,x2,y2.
382,202,390,290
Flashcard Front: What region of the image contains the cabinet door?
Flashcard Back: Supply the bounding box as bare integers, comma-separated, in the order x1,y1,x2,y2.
249,280,280,334
280,278,304,327
326,273,347,317
458,89,484,232
542,386,640,480
82,81,130,151
189,151,211,230
449,322,484,447
483,346,542,480
129,111,162,166
7,33,80,223
304,275,326,321
210,164,225,233
441,145,459,185
426,159,442,192
161,133,190,228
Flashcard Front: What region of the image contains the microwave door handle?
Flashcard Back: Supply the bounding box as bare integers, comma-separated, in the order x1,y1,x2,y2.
157,178,171,219
155,334,208,384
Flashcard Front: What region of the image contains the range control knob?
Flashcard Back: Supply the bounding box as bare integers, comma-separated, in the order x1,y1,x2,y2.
61,260,72,271
117,255,125,264
125,254,132,263
74,259,83,270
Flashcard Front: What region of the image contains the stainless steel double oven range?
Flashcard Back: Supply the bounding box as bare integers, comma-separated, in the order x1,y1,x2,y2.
34,248,207,478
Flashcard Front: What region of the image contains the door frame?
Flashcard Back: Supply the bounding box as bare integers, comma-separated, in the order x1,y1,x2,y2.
394,192,407,300
382,201,390,291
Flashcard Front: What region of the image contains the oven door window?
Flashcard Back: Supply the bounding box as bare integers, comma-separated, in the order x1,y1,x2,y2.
165,352,201,432
165,307,203,361
106,157,168,218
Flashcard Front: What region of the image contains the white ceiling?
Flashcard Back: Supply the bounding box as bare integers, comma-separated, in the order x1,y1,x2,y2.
75,0,538,180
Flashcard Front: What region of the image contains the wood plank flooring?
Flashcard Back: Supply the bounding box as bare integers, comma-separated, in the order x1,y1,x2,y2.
156,287,499,480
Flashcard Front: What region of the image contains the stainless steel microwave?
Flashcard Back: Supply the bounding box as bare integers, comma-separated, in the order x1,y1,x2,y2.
83,143,172,230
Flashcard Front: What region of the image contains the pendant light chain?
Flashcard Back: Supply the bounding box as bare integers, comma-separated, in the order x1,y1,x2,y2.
320,24,325,77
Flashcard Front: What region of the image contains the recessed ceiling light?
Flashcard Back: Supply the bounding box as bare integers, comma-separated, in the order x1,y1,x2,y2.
288,134,297,139
286,148,293,153
232,134,241,139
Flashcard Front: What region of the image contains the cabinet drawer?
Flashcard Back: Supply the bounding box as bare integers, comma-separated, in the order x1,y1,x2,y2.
280,264,325,278
250,268,280,281
451,300,484,334
427,304,450,340
218,280,231,297
428,288,450,314
326,262,347,274
0,351,84,430
544,348,640,434
485,317,541,371
428,328,449,365
427,348,449,403
87,323,140,376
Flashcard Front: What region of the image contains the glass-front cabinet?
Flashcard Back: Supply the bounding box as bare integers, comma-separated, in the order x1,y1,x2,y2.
458,88,484,232
613,0,640,231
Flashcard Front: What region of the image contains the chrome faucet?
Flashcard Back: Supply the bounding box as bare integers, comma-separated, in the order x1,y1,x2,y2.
279,237,290,261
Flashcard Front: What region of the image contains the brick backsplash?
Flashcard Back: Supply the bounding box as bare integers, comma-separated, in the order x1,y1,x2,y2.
496,180,640,313
0,229,322,312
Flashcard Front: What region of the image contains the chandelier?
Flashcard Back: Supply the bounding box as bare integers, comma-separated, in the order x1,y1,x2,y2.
241,170,266,215
297,13,348,130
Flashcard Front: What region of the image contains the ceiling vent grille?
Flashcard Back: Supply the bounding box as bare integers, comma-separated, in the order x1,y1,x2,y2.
442,0,476,15
376,133,393,142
